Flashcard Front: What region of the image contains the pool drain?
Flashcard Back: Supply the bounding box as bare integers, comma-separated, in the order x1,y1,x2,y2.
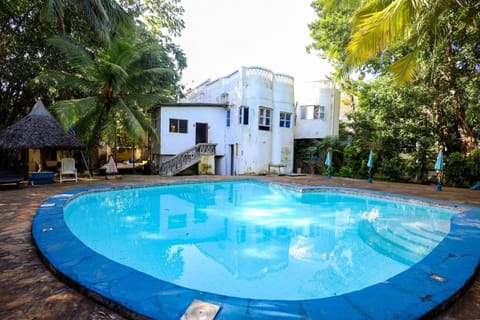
181,299,220,320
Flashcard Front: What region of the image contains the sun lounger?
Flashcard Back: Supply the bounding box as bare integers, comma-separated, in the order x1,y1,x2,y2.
0,170,24,188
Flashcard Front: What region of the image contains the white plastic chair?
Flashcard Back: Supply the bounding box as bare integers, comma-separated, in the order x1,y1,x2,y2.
60,158,77,183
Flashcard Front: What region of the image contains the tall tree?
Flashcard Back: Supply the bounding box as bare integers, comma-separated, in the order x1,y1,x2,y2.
1,0,186,130
40,0,132,44
347,0,480,82
0,1,58,129
37,31,178,154
346,0,479,151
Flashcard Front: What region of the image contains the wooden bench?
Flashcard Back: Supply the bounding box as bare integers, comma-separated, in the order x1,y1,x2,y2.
268,163,286,175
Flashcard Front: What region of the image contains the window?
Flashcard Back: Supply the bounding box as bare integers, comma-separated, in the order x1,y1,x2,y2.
279,112,291,128
239,106,249,125
226,109,231,127
169,118,188,133
258,107,272,131
300,105,325,120
318,106,325,119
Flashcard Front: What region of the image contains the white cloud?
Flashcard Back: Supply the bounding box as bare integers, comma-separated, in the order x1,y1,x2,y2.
176,0,333,88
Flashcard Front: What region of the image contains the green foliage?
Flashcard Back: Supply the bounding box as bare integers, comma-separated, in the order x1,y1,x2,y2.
40,0,133,45
439,149,479,188
305,0,479,185
0,1,58,129
445,152,466,187
119,0,185,39
465,149,480,186
337,166,354,178
341,143,369,179
37,31,177,152
1,0,186,169
309,0,480,156
308,0,357,67
378,156,403,181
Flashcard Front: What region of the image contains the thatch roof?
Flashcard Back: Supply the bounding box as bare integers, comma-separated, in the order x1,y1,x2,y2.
0,100,85,150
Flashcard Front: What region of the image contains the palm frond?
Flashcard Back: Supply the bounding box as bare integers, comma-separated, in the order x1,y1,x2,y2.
99,0,133,35
390,51,418,83
79,0,109,30
77,0,132,44
127,67,175,89
323,0,361,11
35,70,94,93
125,92,168,109
350,0,390,27
52,97,99,128
99,61,129,94
109,36,139,67
73,100,109,149
348,0,415,65
47,36,93,71
39,0,65,29
115,100,157,143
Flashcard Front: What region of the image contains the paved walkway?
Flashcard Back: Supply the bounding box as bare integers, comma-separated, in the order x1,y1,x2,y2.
0,174,478,319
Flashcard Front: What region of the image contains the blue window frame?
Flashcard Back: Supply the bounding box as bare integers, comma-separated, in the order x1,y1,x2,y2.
239,106,249,125
280,112,291,128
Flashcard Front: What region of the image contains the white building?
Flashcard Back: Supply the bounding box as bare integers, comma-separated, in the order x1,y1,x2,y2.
150,66,340,176
295,80,341,139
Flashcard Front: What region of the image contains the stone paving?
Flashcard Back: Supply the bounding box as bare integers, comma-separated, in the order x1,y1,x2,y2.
0,174,479,319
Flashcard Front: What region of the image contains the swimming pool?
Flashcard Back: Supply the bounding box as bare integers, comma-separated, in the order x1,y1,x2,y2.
32,179,480,319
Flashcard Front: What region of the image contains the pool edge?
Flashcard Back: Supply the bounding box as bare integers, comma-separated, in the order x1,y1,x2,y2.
31,180,480,320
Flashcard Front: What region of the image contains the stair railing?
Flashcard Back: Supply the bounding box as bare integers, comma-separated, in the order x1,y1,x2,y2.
159,143,216,176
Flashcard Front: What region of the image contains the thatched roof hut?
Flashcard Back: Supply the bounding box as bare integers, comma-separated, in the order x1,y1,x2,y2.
0,100,85,150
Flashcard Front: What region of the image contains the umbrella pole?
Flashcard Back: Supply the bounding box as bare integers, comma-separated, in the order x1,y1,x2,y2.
80,150,92,179
436,170,442,191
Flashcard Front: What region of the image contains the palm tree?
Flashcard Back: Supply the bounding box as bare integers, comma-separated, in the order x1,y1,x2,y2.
40,0,132,44
347,0,479,83
37,31,176,159
347,0,479,151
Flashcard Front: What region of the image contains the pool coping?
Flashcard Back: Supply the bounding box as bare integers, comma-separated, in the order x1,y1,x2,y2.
31,178,480,320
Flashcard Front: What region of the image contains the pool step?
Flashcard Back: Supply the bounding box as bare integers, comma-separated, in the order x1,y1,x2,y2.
358,220,444,265
181,299,221,320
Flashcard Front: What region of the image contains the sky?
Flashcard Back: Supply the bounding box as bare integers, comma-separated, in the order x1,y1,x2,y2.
175,0,333,88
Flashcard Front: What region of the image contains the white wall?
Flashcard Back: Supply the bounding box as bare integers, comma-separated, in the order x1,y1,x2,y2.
185,67,296,175
159,67,341,176
295,80,340,139
238,67,274,174
159,106,226,156
272,73,295,169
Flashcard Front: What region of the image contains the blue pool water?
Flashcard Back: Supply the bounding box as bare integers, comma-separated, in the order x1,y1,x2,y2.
64,181,454,301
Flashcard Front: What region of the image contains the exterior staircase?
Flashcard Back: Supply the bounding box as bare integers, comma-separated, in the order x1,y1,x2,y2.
159,143,216,176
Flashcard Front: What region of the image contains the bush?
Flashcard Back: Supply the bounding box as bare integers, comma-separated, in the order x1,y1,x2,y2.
338,166,354,177
379,156,403,181
465,148,480,186
343,145,369,178
445,152,466,187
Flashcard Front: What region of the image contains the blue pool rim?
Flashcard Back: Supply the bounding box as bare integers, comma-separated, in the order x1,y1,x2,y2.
32,179,480,320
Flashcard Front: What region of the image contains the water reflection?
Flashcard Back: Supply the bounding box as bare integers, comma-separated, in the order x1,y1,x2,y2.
64,181,453,300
